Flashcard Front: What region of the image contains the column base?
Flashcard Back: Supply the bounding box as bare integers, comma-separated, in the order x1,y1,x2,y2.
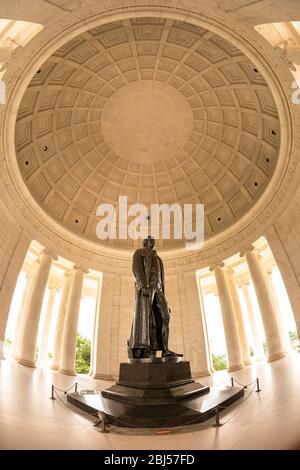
228,363,244,372
50,364,59,371
243,360,252,366
267,351,285,362
93,373,114,380
192,370,212,378
17,357,36,368
58,368,76,376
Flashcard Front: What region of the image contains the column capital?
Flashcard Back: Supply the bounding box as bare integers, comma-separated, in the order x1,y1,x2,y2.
240,280,251,288
47,283,58,291
73,265,89,274
25,259,40,275
41,248,58,260
239,245,254,257
22,269,33,280
226,267,235,276
209,261,225,272
62,270,73,279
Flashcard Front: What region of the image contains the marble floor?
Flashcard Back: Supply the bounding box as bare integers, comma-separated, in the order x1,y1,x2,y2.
0,353,300,450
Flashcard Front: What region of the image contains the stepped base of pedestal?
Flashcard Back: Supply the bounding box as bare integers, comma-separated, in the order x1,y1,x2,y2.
67,359,244,428
67,386,244,428
117,359,194,388
102,360,208,404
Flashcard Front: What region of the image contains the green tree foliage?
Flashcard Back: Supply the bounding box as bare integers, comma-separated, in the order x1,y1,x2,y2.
289,330,298,350
212,354,228,371
75,334,91,374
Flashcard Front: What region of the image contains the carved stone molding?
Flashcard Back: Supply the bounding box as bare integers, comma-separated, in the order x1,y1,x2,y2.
0,0,300,273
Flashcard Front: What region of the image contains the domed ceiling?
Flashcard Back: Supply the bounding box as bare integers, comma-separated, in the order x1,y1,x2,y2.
15,17,280,249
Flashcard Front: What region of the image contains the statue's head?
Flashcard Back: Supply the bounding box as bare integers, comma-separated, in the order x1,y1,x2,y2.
143,236,155,249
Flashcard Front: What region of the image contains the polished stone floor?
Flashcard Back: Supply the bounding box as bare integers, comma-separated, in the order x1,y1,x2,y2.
0,353,300,450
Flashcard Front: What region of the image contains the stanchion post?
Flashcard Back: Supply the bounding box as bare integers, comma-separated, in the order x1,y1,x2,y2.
212,406,223,427
50,385,55,400
231,377,234,387
255,377,261,392
74,382,78,393
99,411,109,433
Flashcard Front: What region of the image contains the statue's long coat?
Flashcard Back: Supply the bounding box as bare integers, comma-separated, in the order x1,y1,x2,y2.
128,247,165,350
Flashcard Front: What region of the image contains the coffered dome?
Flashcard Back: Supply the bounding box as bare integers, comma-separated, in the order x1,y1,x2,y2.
15,17,280,249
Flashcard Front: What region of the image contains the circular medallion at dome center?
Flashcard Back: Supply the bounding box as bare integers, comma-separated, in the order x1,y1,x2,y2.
101,81,194,163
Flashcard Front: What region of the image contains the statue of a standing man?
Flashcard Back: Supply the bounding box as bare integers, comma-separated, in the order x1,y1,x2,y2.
128,236,183,359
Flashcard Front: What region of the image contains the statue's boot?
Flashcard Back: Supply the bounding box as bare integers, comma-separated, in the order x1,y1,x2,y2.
162,349,183,357
142,348,154,358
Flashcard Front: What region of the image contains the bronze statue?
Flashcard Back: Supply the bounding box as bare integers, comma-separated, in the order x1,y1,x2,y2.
128,236,183,359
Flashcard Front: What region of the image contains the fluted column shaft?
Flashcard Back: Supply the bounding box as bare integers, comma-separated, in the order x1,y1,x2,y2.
227,269,252,366
58,266,87,376
213,264,243,372
265,225,300,341
38,286,57,366
241,283,265,361
15,265,39,360
180,271,212,377
93,273,115,379
51,272,72,370
244,248,285,362
12,272,33,358
0,234,31,360
17,250,56,367
266,269,291,352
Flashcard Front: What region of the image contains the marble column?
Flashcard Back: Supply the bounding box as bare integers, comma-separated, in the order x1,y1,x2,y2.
164,274,185,359
0,234,31,360
266,268,291,352
265,225,300,341
11,271,33,358
51,272,72,371
242,247,285,362
15,264,41,360
38,286,57,367
17,249,56,367
211,263,243,371
179,271,212,377
58,266,88,376
88,295,97,377
227,269,252,366
241,282,265,361
92,273,116,380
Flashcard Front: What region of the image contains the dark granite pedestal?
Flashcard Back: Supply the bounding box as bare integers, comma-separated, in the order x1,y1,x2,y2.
67,358,244,428
102,358,209,405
